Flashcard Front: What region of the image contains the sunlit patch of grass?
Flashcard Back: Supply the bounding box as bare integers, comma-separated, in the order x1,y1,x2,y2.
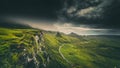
44,33,59,47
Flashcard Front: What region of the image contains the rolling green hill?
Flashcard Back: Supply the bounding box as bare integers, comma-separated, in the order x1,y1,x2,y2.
0,27,120,68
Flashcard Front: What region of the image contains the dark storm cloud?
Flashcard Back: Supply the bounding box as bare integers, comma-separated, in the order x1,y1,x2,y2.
58,0,120,28
0,0,120,29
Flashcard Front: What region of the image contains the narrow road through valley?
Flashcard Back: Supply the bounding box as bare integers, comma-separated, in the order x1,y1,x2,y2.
59,44,71,64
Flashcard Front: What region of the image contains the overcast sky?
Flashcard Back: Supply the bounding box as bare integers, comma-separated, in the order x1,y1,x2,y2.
0,0,120,35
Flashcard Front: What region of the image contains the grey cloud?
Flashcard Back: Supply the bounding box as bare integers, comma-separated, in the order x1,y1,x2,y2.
59,0,114,20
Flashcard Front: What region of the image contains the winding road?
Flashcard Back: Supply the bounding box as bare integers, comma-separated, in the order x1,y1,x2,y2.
59,44,71,64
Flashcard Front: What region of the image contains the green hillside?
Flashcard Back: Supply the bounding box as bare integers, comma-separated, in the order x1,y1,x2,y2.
0,27,120,68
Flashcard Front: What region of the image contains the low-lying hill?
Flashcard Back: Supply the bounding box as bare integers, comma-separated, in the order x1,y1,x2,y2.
0,27,120,68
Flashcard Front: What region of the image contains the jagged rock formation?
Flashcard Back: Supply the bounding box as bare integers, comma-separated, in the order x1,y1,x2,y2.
56,32,62,37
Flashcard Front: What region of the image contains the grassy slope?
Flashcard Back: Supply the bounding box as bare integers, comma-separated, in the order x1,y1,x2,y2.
0,27,38,68
0,27,120,68
60,36,120,68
